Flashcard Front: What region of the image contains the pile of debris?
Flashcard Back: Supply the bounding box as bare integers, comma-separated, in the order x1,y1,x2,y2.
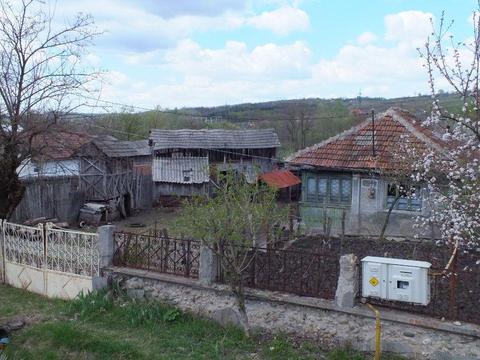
23,217,69,228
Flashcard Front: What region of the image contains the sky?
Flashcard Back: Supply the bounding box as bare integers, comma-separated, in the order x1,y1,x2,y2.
52,0,478,109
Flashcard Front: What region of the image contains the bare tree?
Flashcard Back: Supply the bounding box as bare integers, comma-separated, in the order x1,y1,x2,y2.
0,0,100,219
285,101,314,151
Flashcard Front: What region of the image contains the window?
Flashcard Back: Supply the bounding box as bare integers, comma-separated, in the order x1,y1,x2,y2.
304,175,352,206
182,169,193,183
330,179,340,203
307,177,316,200
386,183,422,211
318,178,328,201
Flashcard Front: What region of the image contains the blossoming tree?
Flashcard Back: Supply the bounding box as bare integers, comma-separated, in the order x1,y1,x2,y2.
415,7,480,259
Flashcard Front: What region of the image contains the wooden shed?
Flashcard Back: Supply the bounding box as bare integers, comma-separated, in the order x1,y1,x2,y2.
149,128,281,197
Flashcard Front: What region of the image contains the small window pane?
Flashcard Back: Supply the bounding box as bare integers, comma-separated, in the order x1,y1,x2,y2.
340,179,351,203
307,177,316,200
318,178,327,201
330,179,340,202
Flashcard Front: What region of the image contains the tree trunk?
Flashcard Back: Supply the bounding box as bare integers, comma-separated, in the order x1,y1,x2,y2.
0,146,25,220
231,274,250,336
379,194,401,241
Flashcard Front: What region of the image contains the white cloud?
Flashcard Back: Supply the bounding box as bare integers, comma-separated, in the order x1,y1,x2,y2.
384,11,433,47
246,6,310,35
84,9,444,108
357,32,377,45
164,40,311,80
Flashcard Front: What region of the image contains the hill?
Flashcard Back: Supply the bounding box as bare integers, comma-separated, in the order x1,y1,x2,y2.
72,93,461,158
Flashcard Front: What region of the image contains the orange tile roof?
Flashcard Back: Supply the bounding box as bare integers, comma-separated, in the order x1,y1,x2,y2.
259,170,301,189
287,108,446,172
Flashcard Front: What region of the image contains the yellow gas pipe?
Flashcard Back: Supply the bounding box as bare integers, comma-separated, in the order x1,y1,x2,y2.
367,303,381,360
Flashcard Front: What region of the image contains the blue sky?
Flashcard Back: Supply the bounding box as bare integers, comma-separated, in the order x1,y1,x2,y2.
55,0,478,109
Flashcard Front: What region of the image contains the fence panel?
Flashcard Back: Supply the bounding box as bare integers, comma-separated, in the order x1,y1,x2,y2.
217,246,339,300
113,232,200,278
1,220,99,299
45,225,99,277
3,221,44,267
359,266,480,325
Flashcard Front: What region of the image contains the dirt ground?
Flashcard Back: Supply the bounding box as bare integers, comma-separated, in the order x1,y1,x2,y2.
80,207,184,236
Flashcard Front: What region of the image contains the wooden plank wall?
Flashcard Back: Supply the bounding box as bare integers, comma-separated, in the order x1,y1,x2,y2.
11,176,84,224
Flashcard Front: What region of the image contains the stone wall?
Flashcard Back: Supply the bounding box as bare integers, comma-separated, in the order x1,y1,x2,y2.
104,268,480,360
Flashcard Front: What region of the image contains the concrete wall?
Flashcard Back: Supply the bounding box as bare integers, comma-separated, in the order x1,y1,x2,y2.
300,171,435,239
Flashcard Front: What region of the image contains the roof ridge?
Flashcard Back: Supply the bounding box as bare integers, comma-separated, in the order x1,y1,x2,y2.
285,115,378,162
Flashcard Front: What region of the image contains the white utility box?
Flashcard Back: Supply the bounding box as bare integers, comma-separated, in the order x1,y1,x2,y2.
361,256,431,305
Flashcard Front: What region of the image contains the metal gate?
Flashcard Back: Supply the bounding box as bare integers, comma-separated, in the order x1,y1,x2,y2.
0,220,99,299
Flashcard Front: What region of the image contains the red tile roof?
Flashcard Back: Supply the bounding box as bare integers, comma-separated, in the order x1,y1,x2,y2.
287,108,447,172
259,170,301,189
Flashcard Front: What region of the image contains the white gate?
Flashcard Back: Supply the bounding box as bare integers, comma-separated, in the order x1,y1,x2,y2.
0,220,99,299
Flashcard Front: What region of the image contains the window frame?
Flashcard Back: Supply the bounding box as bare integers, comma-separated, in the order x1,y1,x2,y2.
303,174,352,207
385,182,423,212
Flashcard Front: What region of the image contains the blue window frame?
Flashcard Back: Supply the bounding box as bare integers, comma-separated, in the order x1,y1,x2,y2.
304,174,352,206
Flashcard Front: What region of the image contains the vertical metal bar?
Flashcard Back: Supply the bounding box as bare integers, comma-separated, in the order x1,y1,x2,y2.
186,240,191,277
250,247,256,288
1,220,6,284
43,223,48,296
147,234,151,271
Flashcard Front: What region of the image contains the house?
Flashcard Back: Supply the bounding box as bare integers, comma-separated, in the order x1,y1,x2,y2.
149,128,280,197
18,131,91,179
287,108,447,238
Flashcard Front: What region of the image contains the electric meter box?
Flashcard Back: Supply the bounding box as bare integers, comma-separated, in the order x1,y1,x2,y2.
361,256,431,305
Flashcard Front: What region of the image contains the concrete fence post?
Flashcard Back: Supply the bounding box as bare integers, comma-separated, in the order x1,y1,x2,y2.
335,253,359,308
93,225,116,290
198,245,217,286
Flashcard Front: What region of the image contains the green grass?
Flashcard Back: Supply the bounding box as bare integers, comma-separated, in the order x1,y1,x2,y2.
0,284,405,359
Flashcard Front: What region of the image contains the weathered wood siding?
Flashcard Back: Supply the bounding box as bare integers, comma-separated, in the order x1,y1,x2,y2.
11,177,84,224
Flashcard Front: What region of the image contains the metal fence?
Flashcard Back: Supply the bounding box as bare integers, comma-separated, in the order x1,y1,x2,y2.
217,246,339,300
113,231,200,278
46,225,100,277
2,221,99,277
361,266,480,325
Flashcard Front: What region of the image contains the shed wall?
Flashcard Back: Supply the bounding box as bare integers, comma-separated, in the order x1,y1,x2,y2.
11,176,83,224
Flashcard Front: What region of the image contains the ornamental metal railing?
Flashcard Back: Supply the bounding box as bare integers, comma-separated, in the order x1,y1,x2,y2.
1,220,99,277
216,245,339,300
2,221,44,268
113,231,200,278
45,224,99,277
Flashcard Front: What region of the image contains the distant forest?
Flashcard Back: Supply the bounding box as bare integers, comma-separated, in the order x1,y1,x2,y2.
73,92,462,158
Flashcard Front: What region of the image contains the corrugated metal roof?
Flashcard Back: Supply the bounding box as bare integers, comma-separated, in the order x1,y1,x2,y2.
149,128,280,150
93,137,151,158
287,108,447,171
259,170,301,189
152,157,209,184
